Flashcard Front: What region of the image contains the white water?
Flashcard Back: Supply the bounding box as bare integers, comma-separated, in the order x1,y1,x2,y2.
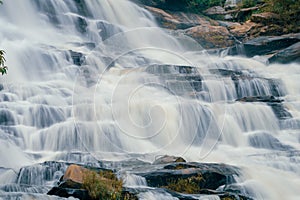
0,0,300,199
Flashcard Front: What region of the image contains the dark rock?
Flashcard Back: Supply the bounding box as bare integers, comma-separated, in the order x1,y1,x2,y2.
236,96,292,120
69,50,85,66
153,155,186,164
229,35,300,57
76,16,88,33
47,187,90,199
268,102,292,120
236,96,283,103
0,84,4,91
269,42,300,64
96,21,122,41
72,0,92,17
17,161,67,186
137,162,239,191
248,132,294,151
144,64,203,96
0,109,15,126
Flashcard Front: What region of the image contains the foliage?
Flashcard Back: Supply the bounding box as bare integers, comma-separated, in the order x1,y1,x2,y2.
237,0,257,8
164,174,203,194
185,0,226,12
263,0,300,31
82,170,123,200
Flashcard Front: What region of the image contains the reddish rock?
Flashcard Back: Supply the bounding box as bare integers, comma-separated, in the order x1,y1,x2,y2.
63,164,87,184
185,25,234,48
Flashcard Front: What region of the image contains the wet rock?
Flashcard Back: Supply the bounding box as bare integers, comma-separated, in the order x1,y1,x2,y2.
137,162,239,191
229,34,300,57
69,50,85,66
17,161,67,186
96,21,122,41
153,155,186,165
47,187,90,199
236,96,292,120
144,64,203,96
76,16,88,33
269,42,300,64
248,132,294,151
0,109,15,126
236,96,283,103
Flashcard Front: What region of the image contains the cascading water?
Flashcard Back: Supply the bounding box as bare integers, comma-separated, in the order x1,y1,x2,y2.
0,0,299,199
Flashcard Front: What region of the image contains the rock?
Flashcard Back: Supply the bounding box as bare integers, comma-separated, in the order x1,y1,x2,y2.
250,12,280,25
96,21,123,41
184,25,234,48
136,162,239,191
243,35,300,56
153,155,186,165
0,84,4,91
236,96,292,120
144,64,203,97
47,187,90,199
228,34,300,57
75,16,88,33
269,42,300,64
236,96,283,103
0,109,15,126
69,50,85,66
145,6,213,30
62,164,86,184
248,132,294,151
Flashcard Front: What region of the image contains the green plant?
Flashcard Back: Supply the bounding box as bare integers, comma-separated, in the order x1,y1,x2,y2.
184,0,226,13
263,0,300,31
165,174,203,194
82,170,123,200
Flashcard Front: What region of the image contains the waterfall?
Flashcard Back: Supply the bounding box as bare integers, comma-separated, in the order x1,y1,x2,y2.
0,0,300,199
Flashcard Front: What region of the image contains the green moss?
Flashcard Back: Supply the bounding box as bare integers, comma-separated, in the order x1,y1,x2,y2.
164,174,203,194
82,170,123,200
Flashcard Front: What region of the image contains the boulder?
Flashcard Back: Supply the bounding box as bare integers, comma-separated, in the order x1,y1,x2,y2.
228,34,300,57
248,132,294,151
145,6,215,30
47,187,89,199
269,42,300,64
136,162,239,191
184,25,234,48
62,164,86,184
153,155,186,165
